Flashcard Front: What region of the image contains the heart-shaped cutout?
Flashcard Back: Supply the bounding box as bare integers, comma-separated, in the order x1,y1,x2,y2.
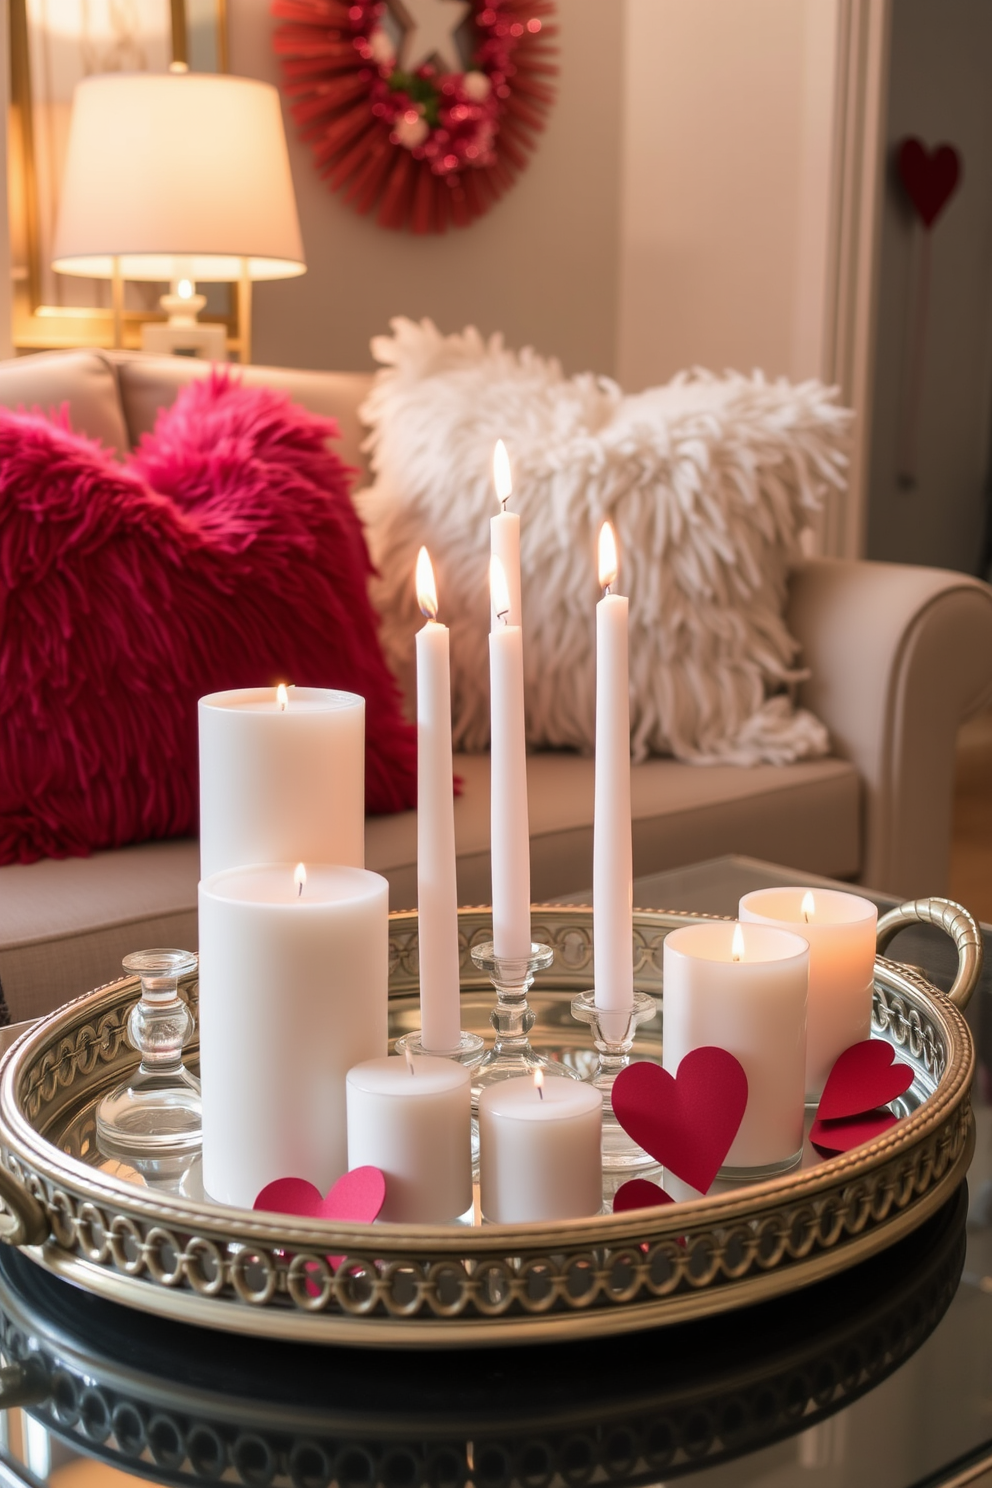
613,1179,675,1214
817,1041,913,1122
611,1048,748,1194
810,1109,898,1156
254,1167,386,1224
898,138,961,229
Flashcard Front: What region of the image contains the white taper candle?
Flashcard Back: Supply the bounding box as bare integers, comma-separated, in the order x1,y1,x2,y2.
490,439,522,630
489,554,531,960
414,548,462,1053
593,522,633,1012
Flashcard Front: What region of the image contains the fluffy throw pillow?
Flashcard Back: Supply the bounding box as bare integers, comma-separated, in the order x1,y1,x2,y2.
361,318,850,764
0,376,416,866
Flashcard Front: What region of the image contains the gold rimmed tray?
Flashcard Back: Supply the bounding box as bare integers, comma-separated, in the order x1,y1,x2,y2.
0,900,979,1348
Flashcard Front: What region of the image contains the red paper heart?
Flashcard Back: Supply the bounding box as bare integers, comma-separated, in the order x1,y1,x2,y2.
810,1109,898,1156
898,138,961,229
817,1041,913,1122
253,1167,386,1224
611,1049,748,1194
613,1179,675,1214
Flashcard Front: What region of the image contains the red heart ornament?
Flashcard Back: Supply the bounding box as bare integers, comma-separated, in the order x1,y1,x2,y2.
810,1109,898,1156
611,1049,748,1194
613,1179,675,1214
898,138,961,229
817,1041,914,1123
254,1167,386,1224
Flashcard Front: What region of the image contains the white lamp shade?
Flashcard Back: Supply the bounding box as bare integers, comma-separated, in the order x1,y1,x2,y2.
52,72,306,282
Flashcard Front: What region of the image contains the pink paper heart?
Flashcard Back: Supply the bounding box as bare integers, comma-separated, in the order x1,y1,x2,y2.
817,1041,914,1122
810,1109,898,1156
611,1049,748,1194
613,1179,675,1214
254,1167,385,1224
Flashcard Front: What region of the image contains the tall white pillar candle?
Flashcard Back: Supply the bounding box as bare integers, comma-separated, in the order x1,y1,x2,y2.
489,555,531,960
490,439,521,629
739,888,877,1100
199,686,365,879
479,1073,602,1223
199,862,389,1208
414,549,461,1052
594,522,633,1013
663,922,809,1175
347,1054,471,1222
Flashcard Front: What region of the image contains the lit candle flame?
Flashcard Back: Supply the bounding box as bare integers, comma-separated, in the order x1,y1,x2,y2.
415,546,438,621
598,521,618,592
801,890,815,923
177,277,194,300
404,1047,416,1077
490,554,511,624
294,862,307,898
276,683,289,711
533,1067,545,1100
731,922,745,962
493,439,512,510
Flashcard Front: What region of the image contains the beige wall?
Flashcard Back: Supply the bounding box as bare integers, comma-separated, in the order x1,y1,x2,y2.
230,0,625,376
616,0,840,391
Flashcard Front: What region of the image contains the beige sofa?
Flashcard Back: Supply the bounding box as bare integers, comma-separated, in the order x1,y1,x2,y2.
2,348,991,1024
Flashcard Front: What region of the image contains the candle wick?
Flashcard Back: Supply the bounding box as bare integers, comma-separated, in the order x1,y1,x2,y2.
500,495,509,514
297,882,303,899
603,582,612,597
537,1083,543,1100
496,605,510,626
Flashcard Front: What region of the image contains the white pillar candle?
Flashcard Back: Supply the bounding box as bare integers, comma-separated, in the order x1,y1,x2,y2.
490,439,522,629
594,522,633,1013
489,555,531,960
479,1072,602,1222
346,1054,472,1222
739,887,878,1100
199,862,389,1208
663,921,809,1175
414,549,461,1052
199,686,365,880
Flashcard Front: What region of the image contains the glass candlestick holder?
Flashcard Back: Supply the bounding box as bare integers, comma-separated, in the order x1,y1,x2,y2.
470,941,580,1095
570,989,658,1170
393,1029,485,1066
96,949,202,1162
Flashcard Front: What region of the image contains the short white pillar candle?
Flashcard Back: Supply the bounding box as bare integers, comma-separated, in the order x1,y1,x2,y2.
199,862,389,1208
739,887,878,1100
199,686,365,879
479,1074,602,1223
663,921,809,1177
346,1055,472,1223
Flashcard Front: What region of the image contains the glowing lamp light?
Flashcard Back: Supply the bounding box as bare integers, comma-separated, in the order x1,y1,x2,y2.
732,922,745,962
493,439,512,509
416,546,438,621
276,683,289,711
177,277,194,300
294,862,307,898
490,554,511,623
598,521,618,592
802,891,816,923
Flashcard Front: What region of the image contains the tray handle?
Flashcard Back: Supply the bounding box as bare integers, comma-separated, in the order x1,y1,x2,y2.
876,897,984,1010
0,1165,48,1246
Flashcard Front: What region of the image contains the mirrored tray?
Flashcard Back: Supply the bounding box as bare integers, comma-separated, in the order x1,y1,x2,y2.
0,902,979,1348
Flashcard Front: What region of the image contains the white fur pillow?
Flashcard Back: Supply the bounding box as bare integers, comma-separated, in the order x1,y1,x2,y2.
359,318,850,765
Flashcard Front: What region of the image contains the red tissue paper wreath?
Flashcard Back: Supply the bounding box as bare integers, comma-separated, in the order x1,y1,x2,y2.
272,0,558,233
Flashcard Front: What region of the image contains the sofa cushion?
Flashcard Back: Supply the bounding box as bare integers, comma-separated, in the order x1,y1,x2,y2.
0,752,860,1023
113,353,374,476
0,350,130,454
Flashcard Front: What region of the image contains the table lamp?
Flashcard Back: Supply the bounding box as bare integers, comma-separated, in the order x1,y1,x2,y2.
51,69,306,362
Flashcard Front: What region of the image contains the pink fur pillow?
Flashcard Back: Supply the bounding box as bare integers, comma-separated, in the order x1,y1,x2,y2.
0,376,416,866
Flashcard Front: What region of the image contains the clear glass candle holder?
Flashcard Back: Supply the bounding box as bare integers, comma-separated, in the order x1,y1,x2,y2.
571,989,658,1170
470,941,580,1097
96,949,202,1161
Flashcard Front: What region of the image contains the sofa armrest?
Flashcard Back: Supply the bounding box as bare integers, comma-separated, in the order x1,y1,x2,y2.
786,558,992,898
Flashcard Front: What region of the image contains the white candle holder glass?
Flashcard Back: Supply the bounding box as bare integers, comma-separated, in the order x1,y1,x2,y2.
571,989,659,1170
470,941,581,1094
96,949,202,1162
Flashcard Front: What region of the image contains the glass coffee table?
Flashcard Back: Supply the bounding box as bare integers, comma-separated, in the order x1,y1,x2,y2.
0,855,989,1488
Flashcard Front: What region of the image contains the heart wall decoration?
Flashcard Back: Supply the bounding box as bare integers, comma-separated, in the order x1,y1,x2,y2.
893,135,963,489
611,1047,748,1196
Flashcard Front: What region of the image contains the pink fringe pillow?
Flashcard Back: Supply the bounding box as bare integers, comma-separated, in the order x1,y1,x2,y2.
0,375,416,866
